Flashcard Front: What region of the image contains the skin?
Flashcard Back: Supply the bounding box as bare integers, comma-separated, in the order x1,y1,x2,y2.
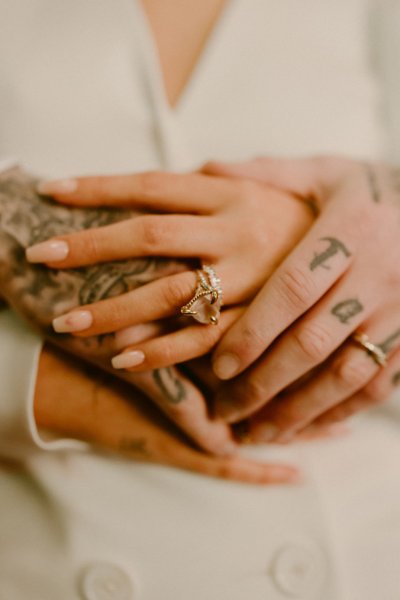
0,167,300,484
35,344,294,484
27,157,400,445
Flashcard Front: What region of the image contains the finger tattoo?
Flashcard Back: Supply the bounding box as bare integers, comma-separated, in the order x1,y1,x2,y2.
153,367,186,404
378,328,400,354
309,237,351,271
331,299,364,324
364,164,382,204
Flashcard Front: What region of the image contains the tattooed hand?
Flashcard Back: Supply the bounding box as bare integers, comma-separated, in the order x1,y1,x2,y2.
0,167,237,455
33,344,296,485
195,156,400,442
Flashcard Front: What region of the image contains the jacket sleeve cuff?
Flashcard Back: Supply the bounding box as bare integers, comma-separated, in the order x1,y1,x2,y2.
0,309,87,460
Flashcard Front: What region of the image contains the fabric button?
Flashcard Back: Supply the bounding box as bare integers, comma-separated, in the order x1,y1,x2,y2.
80,562,134,600
269,542,327,597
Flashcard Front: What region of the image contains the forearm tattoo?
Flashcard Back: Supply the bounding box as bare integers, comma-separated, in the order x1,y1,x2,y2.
0,167,191,405
331,299,364,324
309,237,351,271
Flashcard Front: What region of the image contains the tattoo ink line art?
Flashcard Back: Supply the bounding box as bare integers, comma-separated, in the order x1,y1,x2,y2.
153,367,186,404
378,328,400,355
310,237,351,271
364,164,381,204
331,299,363,324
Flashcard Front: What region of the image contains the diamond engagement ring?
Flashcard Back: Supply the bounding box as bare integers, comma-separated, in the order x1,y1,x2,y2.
180,264,223,325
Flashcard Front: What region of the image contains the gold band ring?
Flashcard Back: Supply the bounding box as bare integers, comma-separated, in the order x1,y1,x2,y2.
180,264,223,325
352,332,388,368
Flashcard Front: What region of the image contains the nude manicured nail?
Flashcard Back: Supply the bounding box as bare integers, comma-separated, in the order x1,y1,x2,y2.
111,350,146,370
52,310,93,333
213,353,241,379
26,240,69,263
37,178,77,195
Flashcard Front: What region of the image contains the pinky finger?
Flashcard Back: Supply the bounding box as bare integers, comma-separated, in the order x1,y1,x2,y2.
111,308,244,372
312,348,400,426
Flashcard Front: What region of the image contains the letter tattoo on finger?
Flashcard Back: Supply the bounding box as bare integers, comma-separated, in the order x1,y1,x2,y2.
309,237,351,271
331,299,364,324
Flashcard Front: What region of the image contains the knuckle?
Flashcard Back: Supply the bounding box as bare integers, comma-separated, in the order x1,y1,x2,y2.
278,267,315,310
292,322,333,363
77,230,102,262
162,273,195,308
334,358,371,391
139,217,166,252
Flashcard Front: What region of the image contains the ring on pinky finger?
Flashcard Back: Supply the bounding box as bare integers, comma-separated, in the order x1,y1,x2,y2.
248,318,400,444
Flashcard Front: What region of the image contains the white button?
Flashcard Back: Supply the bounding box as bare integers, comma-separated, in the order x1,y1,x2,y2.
80,562,134,600
269,542,327,597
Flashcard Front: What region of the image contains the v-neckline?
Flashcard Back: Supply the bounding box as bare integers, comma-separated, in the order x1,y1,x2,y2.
135,0,236,116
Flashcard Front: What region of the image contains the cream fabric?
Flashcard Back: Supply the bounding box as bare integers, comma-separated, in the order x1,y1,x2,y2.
0,1,400,598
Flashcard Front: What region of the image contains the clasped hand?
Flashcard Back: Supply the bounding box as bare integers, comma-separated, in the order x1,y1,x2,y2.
27,156,400,444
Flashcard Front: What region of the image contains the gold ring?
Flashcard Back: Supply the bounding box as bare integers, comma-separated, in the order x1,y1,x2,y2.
180,264,223,325
352,332,388,368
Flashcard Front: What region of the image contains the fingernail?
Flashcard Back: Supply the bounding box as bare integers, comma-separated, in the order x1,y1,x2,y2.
114,324,159,349
52,310,93,333
26,240,69,263
111,350,146,369
253,422,279,443
213,353,241,380
37,178,77,195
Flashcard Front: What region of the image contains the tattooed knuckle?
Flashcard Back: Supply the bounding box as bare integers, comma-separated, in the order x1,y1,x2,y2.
278,267,314,310
334,358,371,391
83,230,103,262
292,322,333,362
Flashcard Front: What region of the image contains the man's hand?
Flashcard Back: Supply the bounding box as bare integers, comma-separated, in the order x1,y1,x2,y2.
35,344,298,485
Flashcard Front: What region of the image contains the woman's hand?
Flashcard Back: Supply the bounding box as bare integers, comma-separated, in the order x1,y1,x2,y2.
0,168,236,455
201,157,400,442
35,344,300,485
26,171,313,370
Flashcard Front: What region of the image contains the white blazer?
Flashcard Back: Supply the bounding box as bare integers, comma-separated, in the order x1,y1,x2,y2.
1,2,400,599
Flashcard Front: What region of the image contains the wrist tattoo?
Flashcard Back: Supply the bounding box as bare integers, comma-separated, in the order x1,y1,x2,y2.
331,299,363,324
153,368,186,404
309,237,351,271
